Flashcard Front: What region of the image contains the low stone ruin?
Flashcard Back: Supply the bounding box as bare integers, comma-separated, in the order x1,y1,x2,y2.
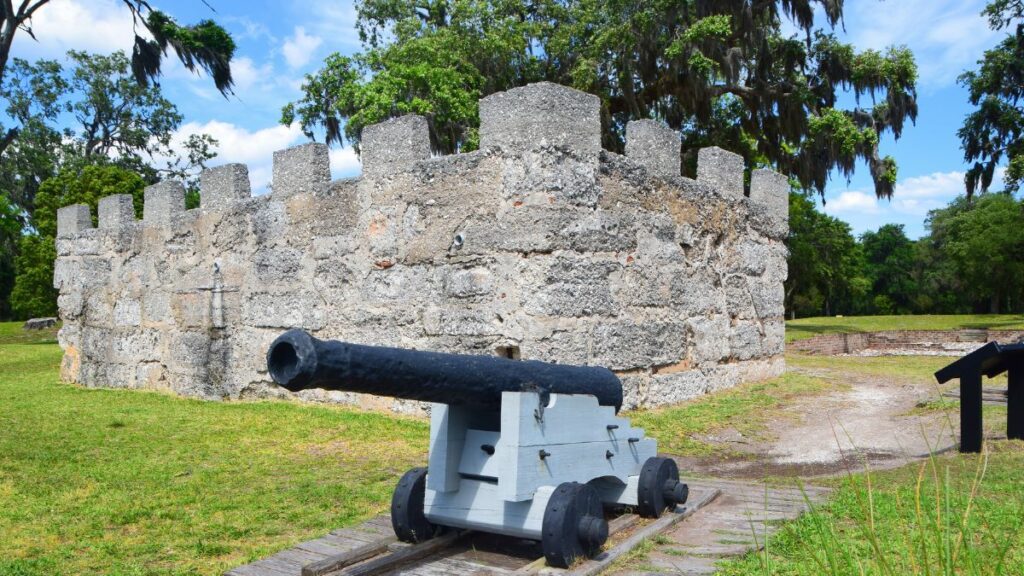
23,317,58,330
53,82,789,412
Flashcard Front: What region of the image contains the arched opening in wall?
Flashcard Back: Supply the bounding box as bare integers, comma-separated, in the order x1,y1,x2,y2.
495,345,521,360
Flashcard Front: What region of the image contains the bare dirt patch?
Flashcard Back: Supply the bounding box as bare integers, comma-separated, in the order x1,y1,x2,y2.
672,359,958,479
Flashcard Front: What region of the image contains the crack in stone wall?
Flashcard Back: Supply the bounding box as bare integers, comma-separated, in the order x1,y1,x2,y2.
53,82,789,414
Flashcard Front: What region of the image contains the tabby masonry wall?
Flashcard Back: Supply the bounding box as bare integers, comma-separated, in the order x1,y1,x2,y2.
53,82,789,413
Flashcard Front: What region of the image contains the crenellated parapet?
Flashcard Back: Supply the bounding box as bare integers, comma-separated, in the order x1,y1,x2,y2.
54,82,789,412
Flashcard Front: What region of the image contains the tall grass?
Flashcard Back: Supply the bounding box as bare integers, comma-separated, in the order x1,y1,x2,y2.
722,417,1023,575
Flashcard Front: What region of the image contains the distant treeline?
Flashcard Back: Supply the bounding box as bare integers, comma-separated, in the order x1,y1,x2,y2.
786,191,1024,318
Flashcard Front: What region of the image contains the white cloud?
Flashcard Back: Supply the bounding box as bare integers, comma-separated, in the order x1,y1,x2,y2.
171,121,363,192
231,57,275,93
824,167,1007,221
9,0,139,59
282,27,323,69
172,121,303,192
825,191,882,214
329,147,362,178
305,1,362,50
226,15,277,43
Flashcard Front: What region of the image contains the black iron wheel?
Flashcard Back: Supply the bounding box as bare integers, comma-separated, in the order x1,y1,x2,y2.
391,467,439,543
637,457,688,518
541,482,609,568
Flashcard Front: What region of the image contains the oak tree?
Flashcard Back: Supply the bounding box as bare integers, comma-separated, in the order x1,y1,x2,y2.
284,0,917,199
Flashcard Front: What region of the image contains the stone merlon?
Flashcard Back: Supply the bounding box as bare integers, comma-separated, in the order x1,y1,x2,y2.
272,142,330,197
361,114,431,178
479,82,601,153
201,164,251,209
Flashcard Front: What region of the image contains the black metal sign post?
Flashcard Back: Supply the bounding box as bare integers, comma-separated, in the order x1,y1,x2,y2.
960,369,983,453
1010,363,1023,442
935,341,1024,453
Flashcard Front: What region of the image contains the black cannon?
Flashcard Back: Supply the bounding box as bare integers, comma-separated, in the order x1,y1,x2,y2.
267,329,624,411
266,330,687,568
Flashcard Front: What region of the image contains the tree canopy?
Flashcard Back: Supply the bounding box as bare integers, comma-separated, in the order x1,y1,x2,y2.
0,1,235,159
10,164,146,319
0,50,216,223
284,0,917,199
785,192,867,318
959,0,1024,195
926,193,1024,313
0,50,218,320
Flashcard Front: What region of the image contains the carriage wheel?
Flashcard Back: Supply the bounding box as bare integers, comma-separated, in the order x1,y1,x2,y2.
637,457,688,518
541,482,609,568
391,467,440,543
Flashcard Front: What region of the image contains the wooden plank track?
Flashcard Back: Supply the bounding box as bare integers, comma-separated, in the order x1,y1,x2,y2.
631,478,831,575
224,478,828,576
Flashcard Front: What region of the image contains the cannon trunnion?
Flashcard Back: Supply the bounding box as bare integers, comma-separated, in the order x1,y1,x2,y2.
267,330,688,568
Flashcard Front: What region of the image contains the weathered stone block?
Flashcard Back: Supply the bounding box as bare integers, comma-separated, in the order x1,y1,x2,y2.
671,268,726,316
111,329,158,363
462,207,570,254
561,210,637,253
272,142,330,197
688,315,731,365
525,329,591,366
171,291,212,328
649,370,707,404
523,257,619,317
748,277,785,320
250,198,288,246
625,120,680,178
201,164,251,209
500,148,601,207
729,321,763,361
361,115,431,177
480,82,601,153
242,292,326,330
443,266,494,298
422,306,504,337
723,274,756,319
610,266,673,308
113,299,141,327
166,331,211,376
57,204,92,237
71,229,101,255
750,168,789,230
142,290,171,324
98,194,136,229
592,320,687,370
697,146,744,199
143,181,185,225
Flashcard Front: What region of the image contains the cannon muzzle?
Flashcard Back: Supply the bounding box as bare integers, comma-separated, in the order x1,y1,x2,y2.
267,329,623,411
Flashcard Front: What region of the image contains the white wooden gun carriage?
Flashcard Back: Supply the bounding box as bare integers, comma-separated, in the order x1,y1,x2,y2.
267,329,688,567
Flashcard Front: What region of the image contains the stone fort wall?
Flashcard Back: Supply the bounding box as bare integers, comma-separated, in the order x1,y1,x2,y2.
53,82,789,413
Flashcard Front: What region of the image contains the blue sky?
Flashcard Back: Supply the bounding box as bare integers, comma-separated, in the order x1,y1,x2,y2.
8,0,1010,238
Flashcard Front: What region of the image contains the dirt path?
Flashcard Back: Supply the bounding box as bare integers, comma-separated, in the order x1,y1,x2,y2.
673,360,959,479
610,356,962,574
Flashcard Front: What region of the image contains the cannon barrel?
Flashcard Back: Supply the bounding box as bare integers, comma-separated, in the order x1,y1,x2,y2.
266,329,624,411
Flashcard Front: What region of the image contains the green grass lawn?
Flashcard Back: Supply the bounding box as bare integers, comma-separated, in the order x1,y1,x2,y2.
0,334,428,576
786,314,1024,342
716,441,1024,575
630,372,839,457
3,318,1021,574
0,320,60,345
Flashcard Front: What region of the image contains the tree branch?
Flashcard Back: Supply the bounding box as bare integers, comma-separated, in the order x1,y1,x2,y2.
0,125,19,157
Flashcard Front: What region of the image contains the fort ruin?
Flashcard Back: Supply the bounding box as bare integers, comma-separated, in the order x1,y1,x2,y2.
53,82,789,413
